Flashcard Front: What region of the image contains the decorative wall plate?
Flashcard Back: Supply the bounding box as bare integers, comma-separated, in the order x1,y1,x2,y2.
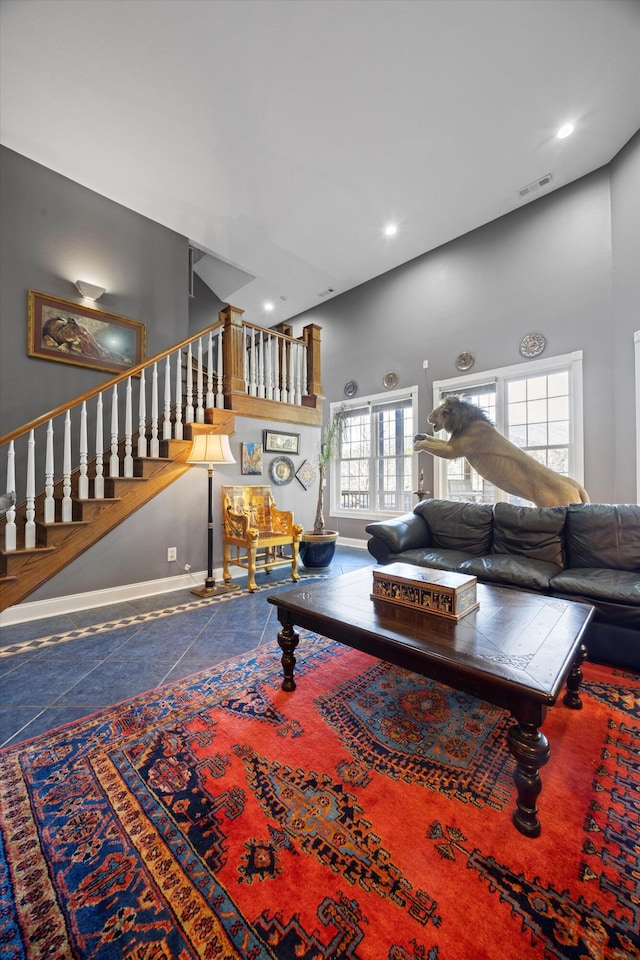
269,455,295,485
383,370,398,389
344,380,358,397
455,351,475,371
295,459,317,490
520,333,546,358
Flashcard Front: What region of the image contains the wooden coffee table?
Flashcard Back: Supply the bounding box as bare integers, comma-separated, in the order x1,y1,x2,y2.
267,566,594,838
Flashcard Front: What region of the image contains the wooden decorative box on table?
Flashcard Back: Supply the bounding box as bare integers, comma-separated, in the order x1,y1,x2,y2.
371,562,479,621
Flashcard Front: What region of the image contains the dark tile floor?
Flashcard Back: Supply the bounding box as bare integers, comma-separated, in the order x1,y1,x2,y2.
0,546,374,749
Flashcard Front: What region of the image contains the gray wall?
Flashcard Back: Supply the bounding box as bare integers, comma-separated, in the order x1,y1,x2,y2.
289,133,640,541
610,133,640,502
0,147,189,436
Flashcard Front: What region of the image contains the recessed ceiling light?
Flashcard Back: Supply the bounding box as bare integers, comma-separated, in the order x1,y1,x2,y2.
557,123,574,140
384,223,397,237
263,301,274,312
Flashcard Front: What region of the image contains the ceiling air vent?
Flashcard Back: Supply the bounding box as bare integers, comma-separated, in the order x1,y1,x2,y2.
516,173,553,201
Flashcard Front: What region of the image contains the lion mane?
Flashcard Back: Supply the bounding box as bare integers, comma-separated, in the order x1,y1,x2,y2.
414,396,590,508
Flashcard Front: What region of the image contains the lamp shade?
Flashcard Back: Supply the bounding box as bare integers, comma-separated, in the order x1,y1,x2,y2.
186,433,235,465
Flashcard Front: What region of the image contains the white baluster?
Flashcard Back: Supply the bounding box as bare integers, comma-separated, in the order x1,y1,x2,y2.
216,329,224,408
273,337,281,402
295,342,303,404
62,412,72,522
206,332,214,409
78,401,89,499
44,419,55,523
150,363,159,457
265,333,273,400
196,337,204,422
110,384,119,477
174,349,183,439
95,392,104,499
243,326,249,395
138,368,147,457
288,340,296,405
250,330,257,396
124,377,133,477
4,440,16,550
185,344,194,423
25,430,36,547
163,356,172,440
301,341,308,397
257,331,265,398
280,338,288,403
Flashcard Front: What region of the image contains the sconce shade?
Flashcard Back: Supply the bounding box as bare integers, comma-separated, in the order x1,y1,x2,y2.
75,280,106,301
186,434,235,465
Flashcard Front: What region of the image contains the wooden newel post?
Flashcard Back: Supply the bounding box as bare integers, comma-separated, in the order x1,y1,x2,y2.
303,323,323,401
220,305,247,397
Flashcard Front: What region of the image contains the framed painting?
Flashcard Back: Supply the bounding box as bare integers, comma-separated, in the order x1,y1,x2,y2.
27,290,145,375
263,429,300,454
241,442,263,475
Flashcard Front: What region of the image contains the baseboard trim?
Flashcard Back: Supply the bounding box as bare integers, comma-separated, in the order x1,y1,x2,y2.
0,568,211,627
0,538,369,627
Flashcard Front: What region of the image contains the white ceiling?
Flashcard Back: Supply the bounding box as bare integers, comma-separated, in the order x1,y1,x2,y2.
1,0,639,323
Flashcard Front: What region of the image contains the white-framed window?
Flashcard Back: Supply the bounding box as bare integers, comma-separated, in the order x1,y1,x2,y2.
431,351,585,505
330,386,419,519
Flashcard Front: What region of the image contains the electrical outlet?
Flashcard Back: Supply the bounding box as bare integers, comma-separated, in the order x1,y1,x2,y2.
167,547,177,562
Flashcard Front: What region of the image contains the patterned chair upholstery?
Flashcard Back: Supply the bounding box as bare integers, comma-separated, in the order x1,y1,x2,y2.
222,485,303,592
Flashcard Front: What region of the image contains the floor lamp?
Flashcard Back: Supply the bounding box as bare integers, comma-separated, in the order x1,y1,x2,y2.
186,433,238,598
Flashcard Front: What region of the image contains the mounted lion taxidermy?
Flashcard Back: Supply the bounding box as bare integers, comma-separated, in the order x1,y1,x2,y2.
414,396,590,507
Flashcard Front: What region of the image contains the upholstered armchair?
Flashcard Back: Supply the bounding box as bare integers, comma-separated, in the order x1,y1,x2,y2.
222,485,303,592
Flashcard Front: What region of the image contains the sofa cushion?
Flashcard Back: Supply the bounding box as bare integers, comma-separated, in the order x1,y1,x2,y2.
398,547,476,571
492,502,566,567
550,568,640,606
565,503,640,570
459,555,559,590
414,499,493,556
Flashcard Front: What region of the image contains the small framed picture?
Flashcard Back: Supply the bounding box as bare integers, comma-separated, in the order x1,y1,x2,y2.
263,430,300,455
295,460,317,490
241,442,263,475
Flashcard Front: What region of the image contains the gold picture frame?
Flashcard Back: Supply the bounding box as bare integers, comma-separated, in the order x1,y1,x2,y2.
27,290,145,375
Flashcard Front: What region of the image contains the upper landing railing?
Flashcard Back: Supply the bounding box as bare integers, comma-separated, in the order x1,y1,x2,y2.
1,304,323,551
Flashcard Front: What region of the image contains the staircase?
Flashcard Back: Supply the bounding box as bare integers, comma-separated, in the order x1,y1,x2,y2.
0,307,323,613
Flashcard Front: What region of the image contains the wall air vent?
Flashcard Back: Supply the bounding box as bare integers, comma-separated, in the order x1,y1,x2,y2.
516,173,553,201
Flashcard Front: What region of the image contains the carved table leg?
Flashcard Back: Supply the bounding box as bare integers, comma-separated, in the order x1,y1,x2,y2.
563,643,588,710
277,621,300,692
507,719,550,838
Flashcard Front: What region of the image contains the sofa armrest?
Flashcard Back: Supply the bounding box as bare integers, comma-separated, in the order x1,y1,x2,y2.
366,513,430,563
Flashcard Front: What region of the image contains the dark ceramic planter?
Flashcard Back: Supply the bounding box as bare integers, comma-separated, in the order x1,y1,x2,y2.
299,531,338,568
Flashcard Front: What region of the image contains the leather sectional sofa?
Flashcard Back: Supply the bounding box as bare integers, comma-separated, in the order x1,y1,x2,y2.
366,499,640,672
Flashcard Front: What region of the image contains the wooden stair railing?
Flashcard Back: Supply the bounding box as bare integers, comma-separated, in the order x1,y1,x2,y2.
0,307,323,612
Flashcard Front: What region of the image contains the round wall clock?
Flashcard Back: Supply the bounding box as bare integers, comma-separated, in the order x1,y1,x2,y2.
269,455,295,485
455,351,475,371
344,380,358,397
383,370,398,389
520,333,546,358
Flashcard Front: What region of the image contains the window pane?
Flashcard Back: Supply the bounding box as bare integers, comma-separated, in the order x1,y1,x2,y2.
528,422,547,446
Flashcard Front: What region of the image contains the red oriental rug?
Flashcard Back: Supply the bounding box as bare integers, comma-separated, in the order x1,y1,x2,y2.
1,632,639,960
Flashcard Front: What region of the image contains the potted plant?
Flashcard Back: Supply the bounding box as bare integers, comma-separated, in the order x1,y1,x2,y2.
299,405,347,568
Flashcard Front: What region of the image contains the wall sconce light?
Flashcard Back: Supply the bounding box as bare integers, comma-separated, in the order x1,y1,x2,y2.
75,280,106,301
186,433,238,598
